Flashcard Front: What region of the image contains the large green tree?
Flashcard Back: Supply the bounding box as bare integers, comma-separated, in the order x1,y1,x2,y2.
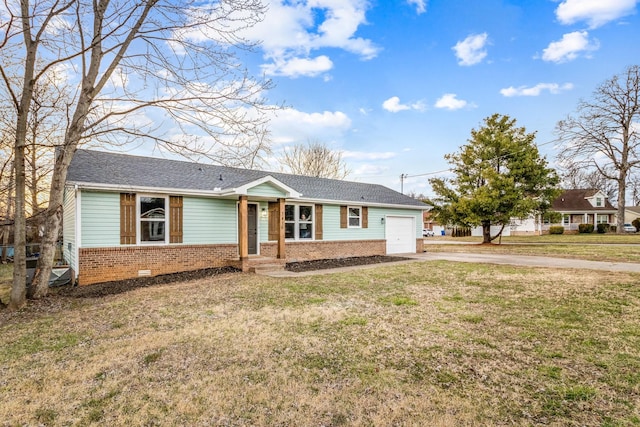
428,114,560,243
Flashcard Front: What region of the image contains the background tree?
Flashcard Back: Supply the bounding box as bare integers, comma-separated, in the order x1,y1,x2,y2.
556,65,640,233
1,0,273,308
279,140,350,179
560,165,618,201
428,114,560,244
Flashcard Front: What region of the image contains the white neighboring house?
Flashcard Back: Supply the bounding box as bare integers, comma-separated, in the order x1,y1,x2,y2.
470,189,616,237
551,189,616,231
470,216,541,237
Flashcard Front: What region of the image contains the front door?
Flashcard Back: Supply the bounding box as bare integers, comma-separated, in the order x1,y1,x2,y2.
248,204,258,255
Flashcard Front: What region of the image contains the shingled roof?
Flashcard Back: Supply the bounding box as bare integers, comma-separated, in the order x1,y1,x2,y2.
552,189,616,211
67,149,427,208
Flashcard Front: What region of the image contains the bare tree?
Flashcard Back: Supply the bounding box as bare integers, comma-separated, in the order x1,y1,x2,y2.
557,65,640,233
279,141,350,179
560,165,618,201
1,0,274,308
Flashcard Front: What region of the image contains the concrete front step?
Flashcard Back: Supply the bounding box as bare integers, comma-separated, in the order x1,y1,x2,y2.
246,257,287,274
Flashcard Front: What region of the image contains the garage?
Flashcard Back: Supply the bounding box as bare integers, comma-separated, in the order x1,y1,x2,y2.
385,215,416,254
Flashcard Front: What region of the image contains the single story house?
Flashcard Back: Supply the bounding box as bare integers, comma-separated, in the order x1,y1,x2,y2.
63,150,427,285
551,189,616,231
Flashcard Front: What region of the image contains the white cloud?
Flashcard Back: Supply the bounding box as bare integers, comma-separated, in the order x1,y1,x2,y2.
342,151,396,160
268,108,352,144
434,93,468,110
383,96,410,113
241,0,379,78
452,33,489,66
556,0,639,28
352,163,391,177
500,83,574,97
382,96,425,113
407,0,427,14
541,31,599,63
261,55,333,78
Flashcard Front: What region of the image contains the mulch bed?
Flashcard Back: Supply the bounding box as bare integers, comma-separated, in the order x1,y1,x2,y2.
285,255,412,272
42,256,411,299
54,266,240,299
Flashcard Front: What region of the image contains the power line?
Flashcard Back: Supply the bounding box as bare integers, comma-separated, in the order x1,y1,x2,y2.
401,138,561,180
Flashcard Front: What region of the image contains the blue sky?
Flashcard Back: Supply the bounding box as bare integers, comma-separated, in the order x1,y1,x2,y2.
233,0,640,195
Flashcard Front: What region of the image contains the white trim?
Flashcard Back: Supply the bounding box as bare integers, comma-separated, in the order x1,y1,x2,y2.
137,194,170,245
347,206,362,228
233,175,301,198
284,203,315,241
248,202,260,256
75,187,81,277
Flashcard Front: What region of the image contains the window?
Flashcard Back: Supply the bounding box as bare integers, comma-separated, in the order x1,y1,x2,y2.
596,197,603,207
348,207,361,228
597,214,608,224
285,204,313,240
563,215,569,225
140,196,167,243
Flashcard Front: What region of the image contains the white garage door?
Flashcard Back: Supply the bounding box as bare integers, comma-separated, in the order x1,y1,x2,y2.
385,216,416,254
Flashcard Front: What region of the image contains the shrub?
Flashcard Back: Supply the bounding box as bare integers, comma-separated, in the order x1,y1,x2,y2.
610,225,617,233
578,224,594,233
549,226,564,235
597,223,609,234
632,218,640,232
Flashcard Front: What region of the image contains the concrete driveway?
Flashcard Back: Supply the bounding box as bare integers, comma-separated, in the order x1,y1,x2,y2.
263,251,640,277
411,252,640,273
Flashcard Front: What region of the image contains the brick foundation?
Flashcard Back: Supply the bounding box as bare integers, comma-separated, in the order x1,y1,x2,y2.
261,239,389,262
79,238,424,286
78,244,239,286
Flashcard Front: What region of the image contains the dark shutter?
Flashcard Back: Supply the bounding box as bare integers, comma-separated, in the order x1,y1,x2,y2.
268,202,279,241
315,204,323,240
362,206,368,229
340,206,347,228
169,196,183,243
120,193,136,245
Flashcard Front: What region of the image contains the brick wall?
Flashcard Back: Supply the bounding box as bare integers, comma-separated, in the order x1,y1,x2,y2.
261,239,386,262
79,238,424,286
78,244,239,286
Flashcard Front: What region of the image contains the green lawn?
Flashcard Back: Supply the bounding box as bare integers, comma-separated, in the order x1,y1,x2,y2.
1,262,639,425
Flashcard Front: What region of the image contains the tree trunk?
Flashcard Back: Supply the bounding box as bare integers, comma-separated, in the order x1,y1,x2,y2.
10,141,26,310
481,220,491,244
617,177,626,234
30,148,76,298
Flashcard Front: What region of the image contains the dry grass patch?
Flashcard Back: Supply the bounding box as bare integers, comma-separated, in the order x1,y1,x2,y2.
1,262,640,426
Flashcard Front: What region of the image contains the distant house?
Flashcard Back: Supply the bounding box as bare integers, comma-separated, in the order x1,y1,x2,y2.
63,150,427,286
550,189,616,231
624,206,640,226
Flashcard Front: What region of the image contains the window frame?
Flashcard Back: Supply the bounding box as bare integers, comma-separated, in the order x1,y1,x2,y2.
284,204,315,240
596,197,603,207
347,206,361,228
137,194,169,245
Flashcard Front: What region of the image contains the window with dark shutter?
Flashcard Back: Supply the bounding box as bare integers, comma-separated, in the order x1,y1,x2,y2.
169,196,183,243
340,206,347,228
120,193,136,245
362,206,368,229
315,204,323,240
268,202,279,241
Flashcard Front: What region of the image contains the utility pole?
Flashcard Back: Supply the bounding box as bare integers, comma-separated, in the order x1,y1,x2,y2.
400,173,408,194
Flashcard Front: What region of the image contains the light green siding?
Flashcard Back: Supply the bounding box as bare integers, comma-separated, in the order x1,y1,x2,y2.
62,186,77,270
80,191,120,247
322,205,422,241
247,183,287,198
183,197,238,244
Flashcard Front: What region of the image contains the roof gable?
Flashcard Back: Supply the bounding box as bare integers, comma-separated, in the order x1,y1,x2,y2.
552,189,616,211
